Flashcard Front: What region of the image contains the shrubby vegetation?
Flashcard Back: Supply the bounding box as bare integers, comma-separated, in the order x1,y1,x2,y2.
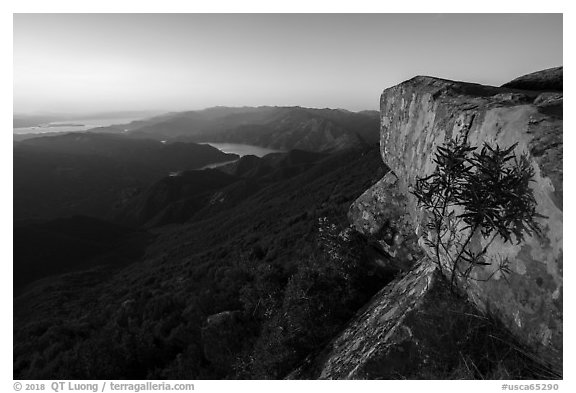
234,219,391,378
14,146,389,379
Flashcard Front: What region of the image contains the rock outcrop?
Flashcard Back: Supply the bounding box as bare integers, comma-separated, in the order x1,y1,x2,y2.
288,258,443,379
288,257,555,379
201,311,247,371
292,68,562,379
347,171,423,272
378,72,562,370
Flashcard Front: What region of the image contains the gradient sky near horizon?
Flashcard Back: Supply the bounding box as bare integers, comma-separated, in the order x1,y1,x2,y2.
14,13,562,114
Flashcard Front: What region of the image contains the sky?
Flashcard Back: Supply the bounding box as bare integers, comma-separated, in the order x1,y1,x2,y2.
13,13,563,114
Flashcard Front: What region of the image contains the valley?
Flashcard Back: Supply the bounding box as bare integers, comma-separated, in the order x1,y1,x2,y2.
13,106,385,379
13,141,389,379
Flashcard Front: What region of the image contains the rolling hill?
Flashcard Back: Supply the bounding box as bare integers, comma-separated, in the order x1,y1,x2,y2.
95,106,380,152
14,133,238,220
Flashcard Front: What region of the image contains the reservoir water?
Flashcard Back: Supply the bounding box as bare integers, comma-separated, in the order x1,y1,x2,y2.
200,142,283,158
197,143,285,171
202,142,283,157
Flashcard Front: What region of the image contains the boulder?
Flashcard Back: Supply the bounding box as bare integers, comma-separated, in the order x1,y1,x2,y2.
379,74,562,371
348,171,422,272
501,67,562,92
288,258,556,379
201,310,246,370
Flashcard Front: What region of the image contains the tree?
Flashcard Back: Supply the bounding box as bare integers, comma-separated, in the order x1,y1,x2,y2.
412,136,544,290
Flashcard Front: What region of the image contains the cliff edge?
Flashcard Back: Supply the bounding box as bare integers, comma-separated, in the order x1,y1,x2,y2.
291,67,562,378
379,71,562,370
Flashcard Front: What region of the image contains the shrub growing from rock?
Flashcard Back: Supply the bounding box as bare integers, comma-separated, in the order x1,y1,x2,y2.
412,136,543,289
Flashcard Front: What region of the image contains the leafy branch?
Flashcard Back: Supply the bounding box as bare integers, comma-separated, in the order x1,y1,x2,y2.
411,136,543,290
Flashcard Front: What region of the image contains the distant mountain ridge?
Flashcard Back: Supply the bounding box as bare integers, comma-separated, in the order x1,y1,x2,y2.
14,133,238,220
96,106,380,152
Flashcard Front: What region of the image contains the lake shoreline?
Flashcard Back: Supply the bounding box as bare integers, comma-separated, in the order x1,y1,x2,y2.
199,142,284,158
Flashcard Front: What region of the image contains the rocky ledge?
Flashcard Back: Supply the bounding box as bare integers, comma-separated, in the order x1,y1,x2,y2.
291,67,562,378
